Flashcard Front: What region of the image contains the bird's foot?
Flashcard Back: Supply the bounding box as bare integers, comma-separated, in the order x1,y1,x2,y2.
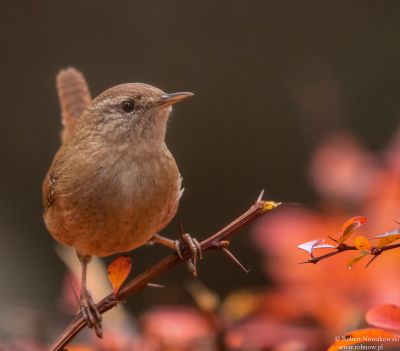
175,233,203,276
80,288,103,338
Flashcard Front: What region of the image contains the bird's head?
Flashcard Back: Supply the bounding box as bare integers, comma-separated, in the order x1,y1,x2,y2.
79,83,193,143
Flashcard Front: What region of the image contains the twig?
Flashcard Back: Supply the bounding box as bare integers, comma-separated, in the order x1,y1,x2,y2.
300,242,400,265
300,243,357,264
49,197,280,351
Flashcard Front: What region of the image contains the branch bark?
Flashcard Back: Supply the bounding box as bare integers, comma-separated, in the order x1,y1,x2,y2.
49,197,280,351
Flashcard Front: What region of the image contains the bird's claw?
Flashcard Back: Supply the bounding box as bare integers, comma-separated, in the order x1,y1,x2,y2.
80,289,103,338
175,233,202,276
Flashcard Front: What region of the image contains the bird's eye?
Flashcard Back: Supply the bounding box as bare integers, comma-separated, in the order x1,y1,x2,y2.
120,100,135,113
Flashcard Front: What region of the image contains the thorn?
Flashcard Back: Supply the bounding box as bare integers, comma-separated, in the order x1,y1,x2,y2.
395,220,400,225
327,235,338,243
299,259,317,265
221,247,250,273
364,255,378,268
146,283,165,289
256,189,265,203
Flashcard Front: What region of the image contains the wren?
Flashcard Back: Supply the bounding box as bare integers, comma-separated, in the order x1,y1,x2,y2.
43,68,199,337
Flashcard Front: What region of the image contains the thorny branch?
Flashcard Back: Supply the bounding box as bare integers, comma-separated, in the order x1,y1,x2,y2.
49,195,280,351
300,242,400,265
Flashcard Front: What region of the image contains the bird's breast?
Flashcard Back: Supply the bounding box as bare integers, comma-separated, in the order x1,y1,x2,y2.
45,145,182,257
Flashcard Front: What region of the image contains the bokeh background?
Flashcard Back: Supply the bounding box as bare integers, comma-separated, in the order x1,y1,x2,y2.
1,1,400,350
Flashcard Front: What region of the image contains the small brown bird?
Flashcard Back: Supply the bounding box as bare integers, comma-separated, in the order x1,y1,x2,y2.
43,68,200,337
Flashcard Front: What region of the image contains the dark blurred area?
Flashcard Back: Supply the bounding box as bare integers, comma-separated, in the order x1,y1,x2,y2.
1,1,400,350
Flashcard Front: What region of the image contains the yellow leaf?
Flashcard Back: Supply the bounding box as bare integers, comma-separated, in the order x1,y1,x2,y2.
347,251,369,269
375,230,400,248
378,236,400,248
107,255,132,296
354,235,371,250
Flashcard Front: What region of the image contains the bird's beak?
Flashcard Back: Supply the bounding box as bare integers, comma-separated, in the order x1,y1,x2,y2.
156,92,194,107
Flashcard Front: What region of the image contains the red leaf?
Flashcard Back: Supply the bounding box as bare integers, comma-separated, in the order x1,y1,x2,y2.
366,304,400,331
107,256,132,296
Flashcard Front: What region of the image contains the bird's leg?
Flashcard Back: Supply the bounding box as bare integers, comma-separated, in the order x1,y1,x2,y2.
151,233,202,276
77,253,103,338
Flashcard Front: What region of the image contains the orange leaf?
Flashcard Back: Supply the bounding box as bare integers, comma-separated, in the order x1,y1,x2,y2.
347,250,369,269
354,235,371,250
374,230,400,248
338,216,367,243
327,328,398,351
366,304,400,331
107,255,132,296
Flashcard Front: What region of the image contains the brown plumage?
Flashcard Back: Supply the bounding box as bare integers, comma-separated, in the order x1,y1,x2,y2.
43,68,193,336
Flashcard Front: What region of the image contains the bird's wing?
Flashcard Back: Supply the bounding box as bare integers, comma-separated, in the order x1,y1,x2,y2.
44,68,91,212
42,167,58,212
56,67,92,143
42,146,66,212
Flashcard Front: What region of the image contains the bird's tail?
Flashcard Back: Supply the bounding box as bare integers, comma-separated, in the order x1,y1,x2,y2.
56,67,92,143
